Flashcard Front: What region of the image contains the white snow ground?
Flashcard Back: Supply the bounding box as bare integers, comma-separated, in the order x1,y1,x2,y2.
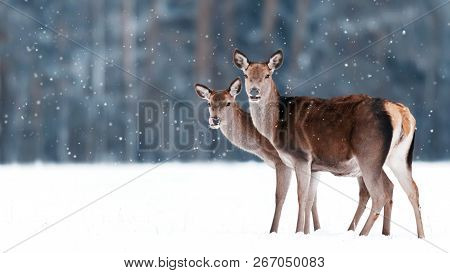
0,162,449,271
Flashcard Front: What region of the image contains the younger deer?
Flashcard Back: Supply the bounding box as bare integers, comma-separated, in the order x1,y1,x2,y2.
233,49,424,238
195,78,320,233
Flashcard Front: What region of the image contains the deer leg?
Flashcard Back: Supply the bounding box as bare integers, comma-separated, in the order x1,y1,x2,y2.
351,126,392,237
348,177,370,231
294,162,311,234
312,191,321,231
359,170,389,236
388,158,425,238
270,165,292,233
304,172,320,234
381,171,394,236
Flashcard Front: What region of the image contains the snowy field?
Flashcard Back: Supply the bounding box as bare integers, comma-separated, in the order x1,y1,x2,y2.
0,162,449,271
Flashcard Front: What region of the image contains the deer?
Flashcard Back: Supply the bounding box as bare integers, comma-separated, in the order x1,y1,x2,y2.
194,78,382,234
194,78,321,233
233,49,425,238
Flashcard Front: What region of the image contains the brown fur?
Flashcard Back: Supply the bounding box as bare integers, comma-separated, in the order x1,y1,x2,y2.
233,49,424,238
275,95,394,176
195,79,321,233
385,101,412,143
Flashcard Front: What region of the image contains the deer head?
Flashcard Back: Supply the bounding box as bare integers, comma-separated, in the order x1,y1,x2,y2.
233,49,283,102
194,78,242,129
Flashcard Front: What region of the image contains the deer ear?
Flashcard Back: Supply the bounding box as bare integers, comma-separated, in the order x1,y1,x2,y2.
233,49,249,70
228,78,241,97
195,84,211,100
268,50,283,71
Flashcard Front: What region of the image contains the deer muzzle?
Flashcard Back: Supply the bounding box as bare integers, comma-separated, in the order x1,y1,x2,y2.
249,87,261,101
209,116,221,129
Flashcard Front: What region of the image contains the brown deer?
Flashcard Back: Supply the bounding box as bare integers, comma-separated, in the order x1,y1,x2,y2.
233,49,425,238
194,78,321,233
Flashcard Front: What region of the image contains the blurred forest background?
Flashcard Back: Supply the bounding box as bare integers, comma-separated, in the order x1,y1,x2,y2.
0,0,449,163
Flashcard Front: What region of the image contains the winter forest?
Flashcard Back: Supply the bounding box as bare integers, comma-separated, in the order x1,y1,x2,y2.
0,0,449,163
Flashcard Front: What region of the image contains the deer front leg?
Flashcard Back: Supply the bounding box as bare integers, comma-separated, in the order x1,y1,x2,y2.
304,172,319,234
295,162,311,234
270,165,292,233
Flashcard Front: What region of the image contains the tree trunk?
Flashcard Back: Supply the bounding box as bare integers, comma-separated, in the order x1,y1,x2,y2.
122,0,137,161
290,0,309,71
262,0,278,55
196,0,212,82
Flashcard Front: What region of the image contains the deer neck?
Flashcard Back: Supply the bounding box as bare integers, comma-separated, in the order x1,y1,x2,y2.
220,105,254,149
219,103,281,166
249,80,280,142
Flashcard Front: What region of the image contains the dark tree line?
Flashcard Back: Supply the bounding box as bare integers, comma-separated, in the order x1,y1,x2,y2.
0,0,449,163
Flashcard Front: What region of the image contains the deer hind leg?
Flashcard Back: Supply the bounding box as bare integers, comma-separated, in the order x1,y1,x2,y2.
381,170,394,236
347,174,393,235
387,154,424,238
270,165,292,233
348,176,370,231
359,174,388,236
294,162,311,234
304,172,320,234
357,155,391,237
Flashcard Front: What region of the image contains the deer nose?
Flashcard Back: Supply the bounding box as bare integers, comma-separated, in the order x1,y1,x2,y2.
211,117,220,126
249,88,260,98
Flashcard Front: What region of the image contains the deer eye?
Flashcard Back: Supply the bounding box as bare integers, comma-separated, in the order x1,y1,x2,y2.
226,102,231,107
265,74,270,79
244,75,248,79
207,102,211,107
